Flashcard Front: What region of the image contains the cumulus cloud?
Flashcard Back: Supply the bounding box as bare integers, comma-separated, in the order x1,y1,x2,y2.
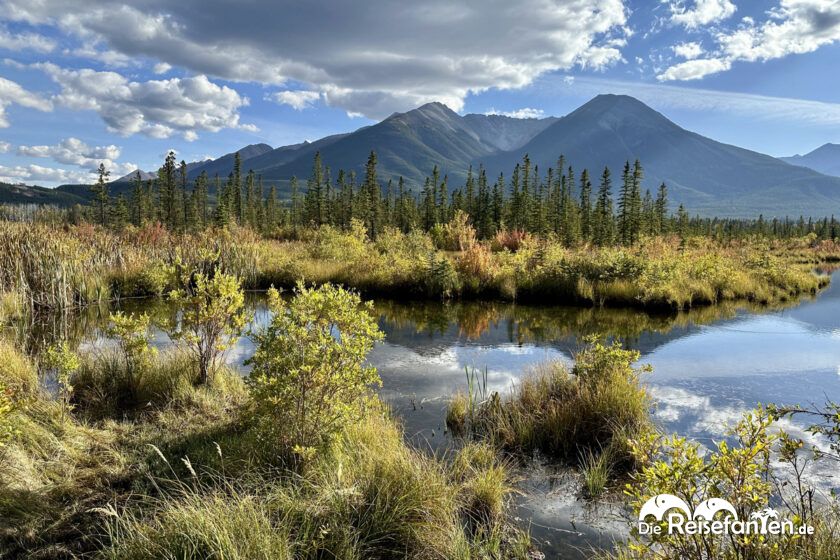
672,41,705,59
153,62,172,74
0,140,9,152
668,0,736,29
485,107,546,119
0,26,56,53
16,137,136,175
34,63,256,140
659,0,840,81
657,56,731,80
0,0,630,118
0,76,52,127
0,163,94,184
268,90,321,110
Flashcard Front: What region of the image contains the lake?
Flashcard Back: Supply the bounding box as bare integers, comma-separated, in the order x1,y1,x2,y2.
9,270,840,558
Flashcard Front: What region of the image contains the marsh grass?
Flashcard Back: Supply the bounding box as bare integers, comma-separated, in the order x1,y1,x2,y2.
579,448,612,498
458,338,653,480
102,411,532,560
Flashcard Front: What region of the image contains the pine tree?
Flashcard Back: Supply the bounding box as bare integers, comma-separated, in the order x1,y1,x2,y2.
655,182,668,235
363,151,380,238
579,169,592,242
290,176,302,230
91,163,110,226
594,167,614,246
159,151,177,229
130,171,144,226
111,194,129,230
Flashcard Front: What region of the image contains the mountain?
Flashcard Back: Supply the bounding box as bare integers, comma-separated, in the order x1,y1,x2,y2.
113,169,156,183
243,133,351,175
257,103,559,185
781,143,840,177
0,182,87,207
187,143,273,180
461,113,557,151
260,103,492,184
480,94,840,217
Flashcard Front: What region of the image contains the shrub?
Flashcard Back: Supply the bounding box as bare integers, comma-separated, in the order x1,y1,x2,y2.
41,341,80,424
434,210,477,251
106,311,157,400
613,407,840,560
246,283,384,460
169,271,248,385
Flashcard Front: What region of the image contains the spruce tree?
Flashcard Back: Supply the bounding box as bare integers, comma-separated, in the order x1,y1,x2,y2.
91,163,110,226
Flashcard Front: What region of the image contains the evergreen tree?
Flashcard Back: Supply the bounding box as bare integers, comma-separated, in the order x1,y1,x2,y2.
594,167,614,246
91,163,110,226
655,182,668,234
579,169,592,242
362,151,381,238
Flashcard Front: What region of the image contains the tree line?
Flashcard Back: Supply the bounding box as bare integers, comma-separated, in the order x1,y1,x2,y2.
81,150,840,245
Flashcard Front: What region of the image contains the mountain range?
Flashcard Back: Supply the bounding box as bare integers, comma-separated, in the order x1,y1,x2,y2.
781,144,840,178
4,94,840,218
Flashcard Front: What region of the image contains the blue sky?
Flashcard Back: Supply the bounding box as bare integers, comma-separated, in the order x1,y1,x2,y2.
0,0,839,186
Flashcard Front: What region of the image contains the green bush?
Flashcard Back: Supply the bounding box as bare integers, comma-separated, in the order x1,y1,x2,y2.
246,283,384,461
169,270,248,385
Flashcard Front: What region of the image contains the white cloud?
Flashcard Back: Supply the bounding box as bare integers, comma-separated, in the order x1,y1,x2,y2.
657,57,731,80
718,0,840,62
34,63,256,140
485,107,546,119
668,0,736,29
0,140,9,153
153,62,172,74
554,74,840,126
0,76,52,127
0,26,55,53
0,163,94,184
268,90,321,110
0,0,630,119
659,0,840,81
65,43,132,67
15,137,136,175
672,41,705,59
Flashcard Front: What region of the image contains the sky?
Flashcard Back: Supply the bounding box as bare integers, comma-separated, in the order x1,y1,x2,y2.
1,0,840,186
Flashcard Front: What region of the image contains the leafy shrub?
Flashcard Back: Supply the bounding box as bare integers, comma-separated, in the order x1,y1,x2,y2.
41,341,80,423
169,271,248,385
433,210,477,251
105,311,157,401
615,407,839,560
246,283,384,460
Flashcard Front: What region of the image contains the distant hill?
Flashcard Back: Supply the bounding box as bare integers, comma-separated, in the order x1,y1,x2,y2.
0,182,86,207
781,143,840,177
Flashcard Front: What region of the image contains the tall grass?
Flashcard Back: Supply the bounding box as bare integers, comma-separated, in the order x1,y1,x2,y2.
458,338,653,475
101,411,532,559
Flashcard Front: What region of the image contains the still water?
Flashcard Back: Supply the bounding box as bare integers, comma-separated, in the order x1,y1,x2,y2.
10,271,840,558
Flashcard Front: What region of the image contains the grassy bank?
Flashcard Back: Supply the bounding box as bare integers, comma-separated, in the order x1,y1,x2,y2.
0,221,834,313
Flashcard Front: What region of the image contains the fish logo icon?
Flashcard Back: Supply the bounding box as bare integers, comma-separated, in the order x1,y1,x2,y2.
638,494,692,522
